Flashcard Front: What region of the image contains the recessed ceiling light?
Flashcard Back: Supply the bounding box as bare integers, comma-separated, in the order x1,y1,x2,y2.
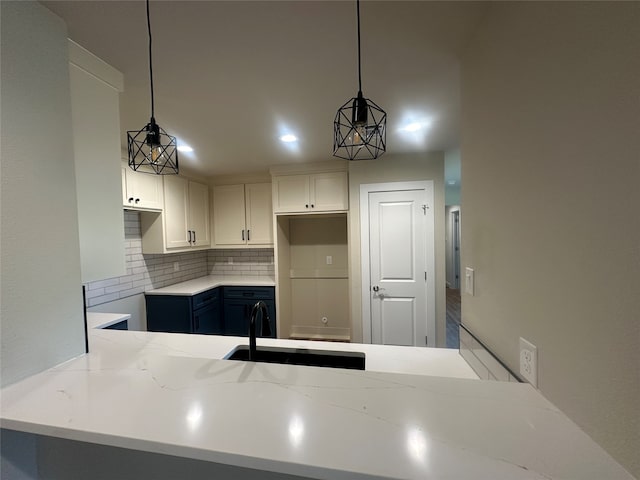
177,145,193,153
280,134,297,143
401,122,424,132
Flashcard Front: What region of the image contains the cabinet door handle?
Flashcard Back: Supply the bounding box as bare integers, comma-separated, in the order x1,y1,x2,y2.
193,231,196,244
242,230,245,241
135,198,140,204
305,204,309,208
188,230,192,243
128,197,134,203
311,204,315,208
247,229,250,241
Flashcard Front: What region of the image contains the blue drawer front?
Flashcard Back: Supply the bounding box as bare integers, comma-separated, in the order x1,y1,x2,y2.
223,286,274,300
192,288,220,310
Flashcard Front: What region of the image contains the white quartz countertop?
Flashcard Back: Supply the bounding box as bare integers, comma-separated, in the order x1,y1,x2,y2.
86,312,131,330
144,275,275,296
1,329,633,480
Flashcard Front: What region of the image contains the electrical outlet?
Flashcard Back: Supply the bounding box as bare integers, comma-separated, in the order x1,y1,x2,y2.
519,337,538,388
326,255,333,265
173,262,179,272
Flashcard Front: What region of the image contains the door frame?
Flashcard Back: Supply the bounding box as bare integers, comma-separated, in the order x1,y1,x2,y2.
360,181,436,346
452,209,461,290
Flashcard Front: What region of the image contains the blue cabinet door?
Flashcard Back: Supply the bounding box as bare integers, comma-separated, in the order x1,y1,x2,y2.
193,299,223,335
146,288,222,334
223,298,276,338
146,295,192,333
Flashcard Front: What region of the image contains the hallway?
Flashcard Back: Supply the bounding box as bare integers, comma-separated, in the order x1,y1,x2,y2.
446,287,461,348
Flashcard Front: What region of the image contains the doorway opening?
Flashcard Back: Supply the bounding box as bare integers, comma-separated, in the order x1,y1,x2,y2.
445,206,461,348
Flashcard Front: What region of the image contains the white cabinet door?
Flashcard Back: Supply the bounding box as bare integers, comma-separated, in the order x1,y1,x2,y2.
246,183,273,245
122,166,163,211
163,175,190,249
311,172,348,212
273,175,310,213
213,183,273,247
272,172,348,214
188,180,210,247
213,184,246,246
132,170,163,210
71,62,125,283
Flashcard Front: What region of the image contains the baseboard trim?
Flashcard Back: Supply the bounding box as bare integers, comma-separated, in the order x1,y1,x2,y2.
289,325,351,342
459,324,522,383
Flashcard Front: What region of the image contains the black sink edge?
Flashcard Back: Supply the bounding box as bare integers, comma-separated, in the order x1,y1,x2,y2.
223,345,366,370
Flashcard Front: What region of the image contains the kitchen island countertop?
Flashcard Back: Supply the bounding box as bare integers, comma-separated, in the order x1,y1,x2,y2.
0,328,633,480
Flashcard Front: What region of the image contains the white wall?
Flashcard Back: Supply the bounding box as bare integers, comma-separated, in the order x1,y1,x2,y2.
0,1,85,387
461,2,640,476
444,148,461,205
348,152,446,346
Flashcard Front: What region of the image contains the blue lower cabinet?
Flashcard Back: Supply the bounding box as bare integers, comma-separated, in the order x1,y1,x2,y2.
222,299,276,337
104,320,128,330
222,287,276,338
146,287,222,334
145,285,275,337
193,301,223,335
146,295,193,333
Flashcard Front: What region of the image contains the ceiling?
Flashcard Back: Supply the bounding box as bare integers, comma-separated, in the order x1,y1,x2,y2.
42,1,486,178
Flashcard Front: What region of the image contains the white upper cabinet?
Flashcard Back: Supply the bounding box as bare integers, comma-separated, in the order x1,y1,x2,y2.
212,183,273,247
272,171,348,214
188,181,211,247
163,175,190,249
122,164,164,211
245,183,274,245
140,176,210,253
69,41,126,283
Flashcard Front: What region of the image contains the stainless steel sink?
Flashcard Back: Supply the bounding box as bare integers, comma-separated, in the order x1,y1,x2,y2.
224,345,365,370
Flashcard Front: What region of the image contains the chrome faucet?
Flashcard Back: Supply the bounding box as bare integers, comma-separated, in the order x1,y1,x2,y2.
249,300,271,361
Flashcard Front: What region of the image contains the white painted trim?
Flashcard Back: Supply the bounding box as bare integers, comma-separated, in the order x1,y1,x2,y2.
289,325,351,341
360,181,436,346
68,39,124,92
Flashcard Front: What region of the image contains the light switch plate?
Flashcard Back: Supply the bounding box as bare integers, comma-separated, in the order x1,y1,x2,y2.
326,256,333,265
465,267,475,295
519,337,538,388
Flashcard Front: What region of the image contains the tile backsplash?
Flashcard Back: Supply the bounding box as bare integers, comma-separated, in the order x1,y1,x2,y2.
85,211,274,307
207,249,274,276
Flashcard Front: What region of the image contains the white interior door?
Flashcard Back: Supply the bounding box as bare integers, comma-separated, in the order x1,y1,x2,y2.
362,182,435,347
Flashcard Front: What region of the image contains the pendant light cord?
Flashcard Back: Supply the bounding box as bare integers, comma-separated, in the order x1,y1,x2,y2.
357,0,362,93
147,0,155,120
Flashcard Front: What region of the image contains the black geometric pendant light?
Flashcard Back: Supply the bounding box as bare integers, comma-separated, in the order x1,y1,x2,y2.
127,0,178,175
333,0,386,161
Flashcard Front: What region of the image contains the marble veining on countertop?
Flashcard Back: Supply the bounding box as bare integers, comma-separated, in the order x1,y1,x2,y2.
144,275,275,296
0,329,633,480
